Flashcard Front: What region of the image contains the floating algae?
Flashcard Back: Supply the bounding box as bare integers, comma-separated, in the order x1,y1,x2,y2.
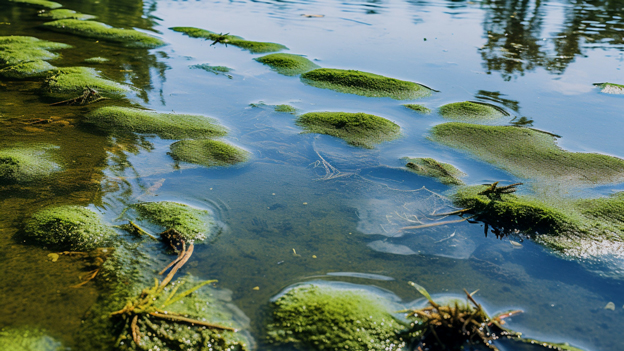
0,60,56,79
190,63,233,78
130,201,215,242
23,205,116,251
296,112,400,148
8,0,61,9
267,282,407,351
594,82,624,95
255,53,319,76
82,106,227,140
0,146,60,184
300,68,433,100
438,101,508,121
430,123,624,185
169,139,250,168
170,27,287,54
41,67,130,99
0,36,71,65
43,19,165,48
404,157,465,185
404,104,431,114
83,57,110,64
38,9,96,20
0,326,64,351
274,104,297,113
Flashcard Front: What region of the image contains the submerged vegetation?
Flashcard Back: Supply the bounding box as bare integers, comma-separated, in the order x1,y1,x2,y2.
404,157,465,185
0,146,60,184
0,60,56,79
404,104,431,114
594,82,624,94
8,0,61,9
274,104,297,113
255,53,319,76
39,9,96,20
170,27,287,53
42,67,130,98
131,201,214,242
43,20,165,48
0,36,71,65
0,327,64,350
169,139,250,168
438,101,508,121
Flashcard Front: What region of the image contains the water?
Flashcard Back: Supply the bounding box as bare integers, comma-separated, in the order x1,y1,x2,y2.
0,0,623,349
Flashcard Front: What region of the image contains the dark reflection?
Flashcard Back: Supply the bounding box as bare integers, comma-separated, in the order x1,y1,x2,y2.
475,90,520,112
479,0,624,79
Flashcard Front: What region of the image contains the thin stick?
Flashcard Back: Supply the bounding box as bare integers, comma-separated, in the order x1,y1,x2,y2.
159,241,186,275
131,315,141,345
159,243,194,290
149,312,236,332
432,208,470,216
400,216,474,230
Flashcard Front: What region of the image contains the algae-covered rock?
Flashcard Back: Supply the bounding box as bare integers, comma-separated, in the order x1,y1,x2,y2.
0,60,56,79
169,139,249,168
41,67,130,98
267,283,407,351
404,104,431,114
83,106,227,140
301,68,433,100
594,82,624,95
255,53,319,76
0,327,64,351
0,36,71,65
38,9,96,20
8,0,61,9
131,201,214,242
404,157,465,185
274,104,297,113
296,111,400,148
23,205,116,251
43,20,164,48
0,147,60,184
439,101,507,121
170,26,287,53
83,57,109,64
190,63,233,78
430,123,624,185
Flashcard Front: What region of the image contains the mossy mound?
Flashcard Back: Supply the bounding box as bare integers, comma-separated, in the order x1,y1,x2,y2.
274,104,297,113
0,147,60,184
131,201,214,242
190,63,232,77
404,157,465,185
170,27,287,54
39,9,96,20
83,57,109,63
8,0,61,9
594,82,624,95
267,283,407,351
404,104,431,114
430,123,624,185
43,19,165,48
301,68,432,100
169,139,249,168
439,101,507,121
577,192,624,225
296,112,400,148
0,36,71,65
0,60,56,79
41,67,129,98
0,327,64,351
83,106,227,140
23,205,116,251
255,53,319,76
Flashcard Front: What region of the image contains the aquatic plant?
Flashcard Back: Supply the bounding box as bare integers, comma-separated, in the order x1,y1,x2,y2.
83,106,227,140
84,57,109,63
169,139,250,168
255,53,319,76
170,27,287,53
41,67,130,99
8,0,61,9
43,20,165,48
131,201,214,242
430,123,624,185
190,63,233,78
301,68,433,100
438,101,508,121
266,284,407,351
296,111,401,148
0,326,64,350
0,36,71,65
404,104,431,114
23,205,116,251
594,82,624,94
38,9,96,20
0,146,60,184
274,104,297,113
0,60,56,79
404,157,465,185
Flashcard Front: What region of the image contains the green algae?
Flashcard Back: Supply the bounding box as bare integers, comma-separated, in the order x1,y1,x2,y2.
83,106,227,140
254,53,319,76
403,104,431,114
267,284,406,351
190,63,233,78
0,327,64,351
41,67,130,98
438,101,507,121
8,0,61,9
577,192,624,226
404,157,465,185
0,147,60,184
594,82,624,95
274,104,297,113
300,68,433,100
23,205,116,251
131,201,214,242
430,123,624,185
296,112,400,148
169,139,250,168
0,60,56,79
43,20,165,48
170,27,287,54
38,9,96,20
0,36,71,65
83,57,109,64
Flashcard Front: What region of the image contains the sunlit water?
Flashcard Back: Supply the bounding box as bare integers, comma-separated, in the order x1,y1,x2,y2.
1,0,623,349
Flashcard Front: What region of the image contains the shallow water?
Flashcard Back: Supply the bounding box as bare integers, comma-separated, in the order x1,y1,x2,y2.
1,0,624,349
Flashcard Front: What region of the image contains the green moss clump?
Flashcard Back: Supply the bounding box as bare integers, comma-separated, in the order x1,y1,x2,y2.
41,67,130,98
83,106,227,140
83,57,109,63
8,0,61,9
594,82,624,95
0,60,56,79
301,68,432,100
267,284,406,351
404,157,465,185
0,36,71,65
577,192,624,225
438,101,506,121
404,104,431,114
23,205,116,251
430,123,624,185
0,327,64,351
38,9,96,20
0,147,60,184
255,53,319,76
170,27,287,54
274,104,296,113
296,112,400,148
131,201,214,242
169,139,249,168
43,19,165,48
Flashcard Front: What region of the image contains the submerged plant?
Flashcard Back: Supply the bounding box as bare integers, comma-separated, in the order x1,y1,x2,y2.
169,139,250,168
593,82,624,95
0,36,71,65
42,67,130,99
438,101,508,121
404,157,465,185
43,19,165,48
255,53,319,76
170,27,287,53
130,201,214,243
8,0,61,9
38,9,96,20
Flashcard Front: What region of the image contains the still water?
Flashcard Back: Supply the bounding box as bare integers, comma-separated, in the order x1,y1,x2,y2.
0,0,623,349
